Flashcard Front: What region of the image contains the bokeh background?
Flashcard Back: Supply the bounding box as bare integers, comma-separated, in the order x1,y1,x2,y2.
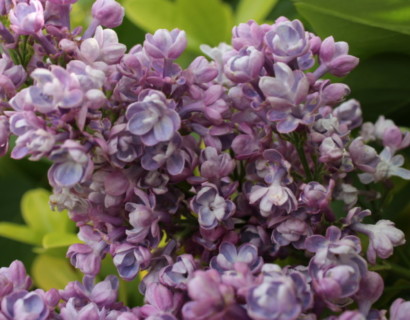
1,0,410,308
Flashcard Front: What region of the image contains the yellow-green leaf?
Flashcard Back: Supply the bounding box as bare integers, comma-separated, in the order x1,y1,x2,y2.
123,0,177,33
42,232,80,249
0,222,42,245
21,188,73,234
32,254,81,290
236,0,278,23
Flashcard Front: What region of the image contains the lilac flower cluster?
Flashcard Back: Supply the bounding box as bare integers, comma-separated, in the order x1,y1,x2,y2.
0,1,409,319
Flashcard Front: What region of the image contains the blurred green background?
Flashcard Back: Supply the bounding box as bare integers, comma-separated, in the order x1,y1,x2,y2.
1,0,410,308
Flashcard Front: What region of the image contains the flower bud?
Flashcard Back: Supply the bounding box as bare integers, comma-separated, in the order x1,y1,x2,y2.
91,0,124,28
144,29,187,60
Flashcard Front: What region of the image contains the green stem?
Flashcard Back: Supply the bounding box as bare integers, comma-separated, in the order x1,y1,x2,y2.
370,262,410,280
295,140,313,182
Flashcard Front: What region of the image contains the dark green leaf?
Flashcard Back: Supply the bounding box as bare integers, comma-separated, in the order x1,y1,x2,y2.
292,0,410,57
344,54,410,123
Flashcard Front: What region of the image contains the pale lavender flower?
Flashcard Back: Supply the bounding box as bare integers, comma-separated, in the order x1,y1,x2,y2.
60,275,119,309
9,0,44,35
390,298,410,320
144,29,187,60
159,254,197,290
299,181,334,214
141,134,184,176
247,266,312,320
67,243,103,276
306,227,367,310
199,147,235,181
326,311,365,320
112,243,151,281
107,124,144,168
80,26,127,65
354,271,384,316
272,217,312,248
0,260,31,295
12,128,55,160
232,20,266,51
126,90,180,146
183,56,218,84
352,219,405,264
28,66,83,113
0,56,26,99
141,282,184,317
182,269,245,320
333,99,362,130
1,290,49,320
249,150,297,216
0,116,9,157
349,138,379,173
260,62,310,133
358,147,410,184
224,46,264,83
191,183,235,229
210,242,263,274
48,140,93,187
265,19,309,63
126,190,161,247
315,36,359,78
60,299,105,320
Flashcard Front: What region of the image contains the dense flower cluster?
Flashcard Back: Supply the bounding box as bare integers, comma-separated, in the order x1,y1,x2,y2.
0,0,409,319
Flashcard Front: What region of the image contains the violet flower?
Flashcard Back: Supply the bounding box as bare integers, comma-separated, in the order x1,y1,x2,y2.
224,46,264,83
1,290,49,320
265,19,309,63
48,140,93,188
126,90,181,146
9,0,44,35
112,243,151,281
191,183,235,229
144,29,187,60
210,242,263,274
351,219,405,264
159,254,197,290
260,62,310,133
390,298,410,320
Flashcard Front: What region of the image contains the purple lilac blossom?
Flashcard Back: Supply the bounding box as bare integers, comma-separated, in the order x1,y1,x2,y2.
0,7,409,319
126,90,181,146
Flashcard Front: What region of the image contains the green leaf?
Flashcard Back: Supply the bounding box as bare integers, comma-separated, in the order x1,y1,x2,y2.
236,0,278,23
292,0,410,57
344,53,410,122
42,232,80,249
21,188,73,234
31,254,81,290
123,0,177,33
0,223,42,245
123,0,234,53
176,0,234,49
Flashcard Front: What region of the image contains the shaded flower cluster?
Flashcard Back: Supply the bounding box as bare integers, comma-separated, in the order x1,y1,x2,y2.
0,1,409,319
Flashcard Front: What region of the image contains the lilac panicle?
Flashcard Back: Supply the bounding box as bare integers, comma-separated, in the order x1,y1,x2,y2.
1,6,410,319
